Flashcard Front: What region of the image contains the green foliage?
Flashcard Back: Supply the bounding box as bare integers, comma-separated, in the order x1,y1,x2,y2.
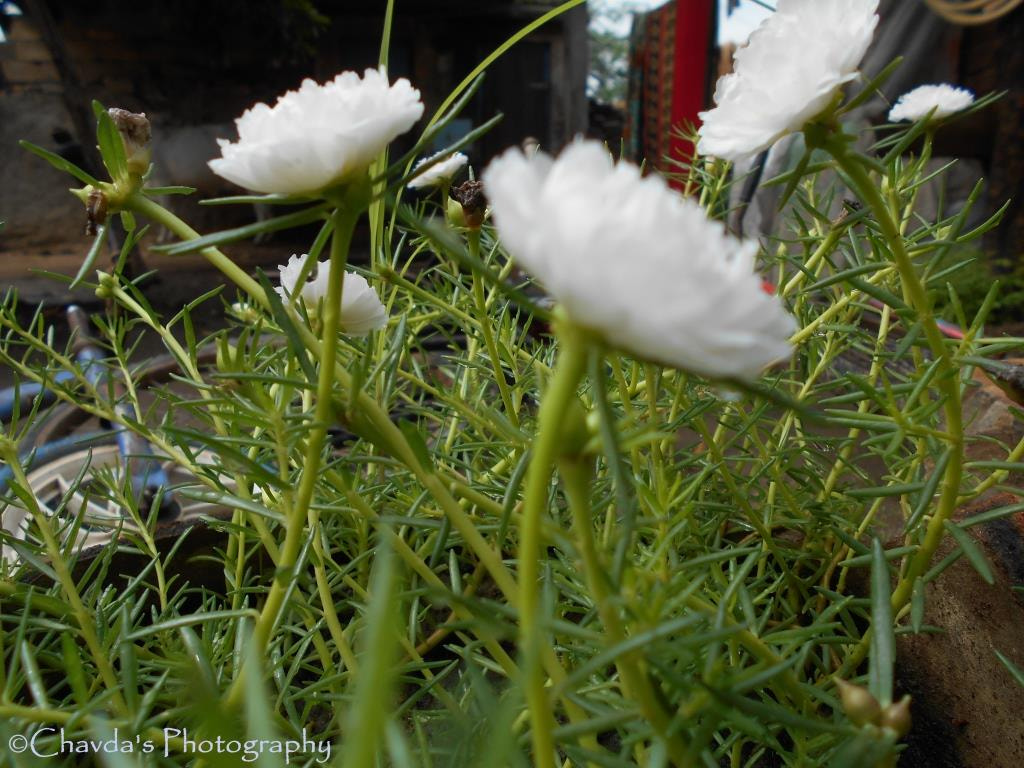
588,0,643,105
1,11,1020,768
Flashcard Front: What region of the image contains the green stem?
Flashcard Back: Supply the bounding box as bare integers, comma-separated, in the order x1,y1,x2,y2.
518,322,588,768
131,189,585,725
469,229,519,427
126,193,267,305
561,456,689,763
0,442,127,715
225,204,359,709
826,137,964,673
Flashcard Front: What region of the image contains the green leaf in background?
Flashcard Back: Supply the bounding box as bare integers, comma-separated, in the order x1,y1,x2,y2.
943,520,995,585
152,203,330,254
71,222,108,289
341,537,400,768
92,100,128,182
869,538,895,707
19,139,101,186
995,649,1024,689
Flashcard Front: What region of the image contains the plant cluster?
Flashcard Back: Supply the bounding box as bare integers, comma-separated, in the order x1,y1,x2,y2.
1,1,1022,766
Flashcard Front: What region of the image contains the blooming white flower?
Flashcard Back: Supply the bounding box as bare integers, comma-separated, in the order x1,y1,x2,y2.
888,84,975,123
407,151,468,189
697,0,879,162
482,140,795,380
276,253,388,336
210,68,424,195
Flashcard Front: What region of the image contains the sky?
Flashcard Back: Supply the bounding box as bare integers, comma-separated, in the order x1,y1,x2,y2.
592,0,774,44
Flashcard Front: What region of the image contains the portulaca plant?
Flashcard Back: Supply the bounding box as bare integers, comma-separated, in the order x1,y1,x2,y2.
1,1,1019,766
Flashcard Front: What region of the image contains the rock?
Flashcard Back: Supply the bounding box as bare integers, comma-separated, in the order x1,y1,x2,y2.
885,361,1024,766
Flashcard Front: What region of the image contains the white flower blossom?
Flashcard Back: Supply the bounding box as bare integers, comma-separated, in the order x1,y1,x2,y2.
888,84,975,123
210,68,423,195
698,0,879,162
276,253,388,336
482,140,795,380
407,151,468,189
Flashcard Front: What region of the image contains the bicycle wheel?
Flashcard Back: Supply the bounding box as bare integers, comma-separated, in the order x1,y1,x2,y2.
0,432,233,566
19,346,220,449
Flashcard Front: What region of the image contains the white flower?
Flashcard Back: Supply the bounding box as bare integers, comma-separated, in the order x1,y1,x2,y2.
482,140,795,380
888,84,975,123
407,151,468,189
276,253,388,336
697,0,879,162
209,68,424,195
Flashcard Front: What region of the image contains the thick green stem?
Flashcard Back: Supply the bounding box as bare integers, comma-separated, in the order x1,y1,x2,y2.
518,322,588,768
225,205,359,709
826,138,964,672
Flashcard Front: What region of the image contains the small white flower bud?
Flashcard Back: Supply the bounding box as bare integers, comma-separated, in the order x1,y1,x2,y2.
889,84,974,123
407,151,467,190
276,254,387,336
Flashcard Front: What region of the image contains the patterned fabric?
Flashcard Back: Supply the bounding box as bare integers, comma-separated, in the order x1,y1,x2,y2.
626,2,677,171
625,0,715,179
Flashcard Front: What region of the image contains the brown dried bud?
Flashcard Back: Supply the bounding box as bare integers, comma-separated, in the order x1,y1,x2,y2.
449,180,487,229
108,108,152,175
86,188,108,235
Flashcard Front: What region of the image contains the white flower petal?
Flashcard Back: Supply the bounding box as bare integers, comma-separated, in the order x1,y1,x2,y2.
210,68,424,195
407,151,469,189
698,0,879,162
275,253,388,337
483,140,796,380
339,273,390,335
888,84,975,123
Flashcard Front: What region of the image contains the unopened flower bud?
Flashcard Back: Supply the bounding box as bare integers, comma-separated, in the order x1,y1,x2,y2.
108,108,152,176
559,396,591,458
879,695,912,738
835,679,882,727
445,196,466,228
216,339,240,372
229,302,261,324
94,270,116,298
449,180,487,229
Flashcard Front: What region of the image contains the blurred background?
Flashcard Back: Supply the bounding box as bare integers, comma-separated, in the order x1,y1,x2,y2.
0,0,1021,308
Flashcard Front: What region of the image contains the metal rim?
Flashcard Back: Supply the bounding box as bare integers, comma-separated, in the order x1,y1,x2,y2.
1,439,231,565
